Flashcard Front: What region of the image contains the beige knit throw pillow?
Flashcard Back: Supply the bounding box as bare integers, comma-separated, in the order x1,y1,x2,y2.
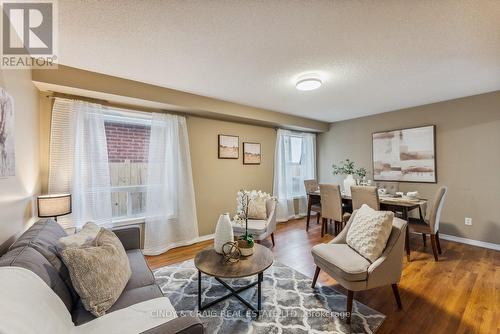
60,228,131,317
346,204,393,262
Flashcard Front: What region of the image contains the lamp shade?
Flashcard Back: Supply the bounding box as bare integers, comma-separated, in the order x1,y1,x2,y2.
37,194,72,218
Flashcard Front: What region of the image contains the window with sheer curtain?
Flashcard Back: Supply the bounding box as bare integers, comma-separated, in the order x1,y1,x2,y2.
273,129,316,222
48,98,199,255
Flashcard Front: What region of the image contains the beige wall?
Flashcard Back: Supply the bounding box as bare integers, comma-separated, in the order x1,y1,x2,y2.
0,69,40,253
187,116,276,236
318,91,500,245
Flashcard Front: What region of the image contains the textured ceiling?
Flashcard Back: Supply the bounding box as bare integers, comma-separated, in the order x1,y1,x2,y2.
57,0,500,122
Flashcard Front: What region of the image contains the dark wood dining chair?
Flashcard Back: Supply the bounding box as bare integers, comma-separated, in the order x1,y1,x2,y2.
408,186,447,261
319,184,350,237
304,179,321,229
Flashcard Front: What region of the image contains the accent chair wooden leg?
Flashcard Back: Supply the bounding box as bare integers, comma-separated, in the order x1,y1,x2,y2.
311,266,320,288
430,235,439,261
422,233,426,247
391,283,403,309
316,212,320,224
435,232,442,254
346,290,354,324
270,233,275,247
405,227,411,262
306,196,312,232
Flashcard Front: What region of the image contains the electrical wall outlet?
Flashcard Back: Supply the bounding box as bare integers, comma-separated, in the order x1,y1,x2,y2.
465,217,472,226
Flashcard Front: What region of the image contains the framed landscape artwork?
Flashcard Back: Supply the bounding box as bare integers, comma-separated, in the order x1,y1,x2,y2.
243,142,261,165
372,125,436,183
218,134,239,159
0,88,15,177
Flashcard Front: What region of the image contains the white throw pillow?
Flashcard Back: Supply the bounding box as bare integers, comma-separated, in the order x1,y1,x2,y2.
247,197,267,220
58,222,101,250
346,204,394,262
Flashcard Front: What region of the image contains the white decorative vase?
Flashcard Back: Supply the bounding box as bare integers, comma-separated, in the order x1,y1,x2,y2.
343,174,356,196
214,213,234,254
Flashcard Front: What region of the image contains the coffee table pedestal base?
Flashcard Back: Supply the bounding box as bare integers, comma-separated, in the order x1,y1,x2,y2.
197,270,263,317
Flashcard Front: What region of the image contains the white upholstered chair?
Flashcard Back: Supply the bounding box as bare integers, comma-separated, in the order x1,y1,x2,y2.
311,211,407,324
232,198,278,246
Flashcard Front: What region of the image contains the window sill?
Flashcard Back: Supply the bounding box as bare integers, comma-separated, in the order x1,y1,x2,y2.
111,216,146,227
62,216,146,233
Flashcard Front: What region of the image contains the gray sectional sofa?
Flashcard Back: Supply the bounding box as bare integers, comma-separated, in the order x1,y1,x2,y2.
0,219,204,334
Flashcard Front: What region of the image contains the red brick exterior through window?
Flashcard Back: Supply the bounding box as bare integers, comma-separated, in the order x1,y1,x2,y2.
104,121,150,163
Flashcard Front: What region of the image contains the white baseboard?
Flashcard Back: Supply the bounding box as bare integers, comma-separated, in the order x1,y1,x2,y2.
197,233,214,242
438,233,500,251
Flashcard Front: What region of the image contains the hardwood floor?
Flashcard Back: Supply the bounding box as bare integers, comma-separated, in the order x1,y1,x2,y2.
146,217,499,334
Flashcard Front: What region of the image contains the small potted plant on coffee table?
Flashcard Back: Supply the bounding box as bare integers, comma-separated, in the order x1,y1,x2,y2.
234,190,255,256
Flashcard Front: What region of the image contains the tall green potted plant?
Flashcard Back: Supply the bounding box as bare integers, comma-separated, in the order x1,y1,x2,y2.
234,190,255,256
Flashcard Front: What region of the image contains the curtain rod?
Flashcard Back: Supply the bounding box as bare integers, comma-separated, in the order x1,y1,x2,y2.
44,91,189,118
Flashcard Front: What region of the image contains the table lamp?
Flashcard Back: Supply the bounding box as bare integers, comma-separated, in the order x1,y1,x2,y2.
37,194,72,221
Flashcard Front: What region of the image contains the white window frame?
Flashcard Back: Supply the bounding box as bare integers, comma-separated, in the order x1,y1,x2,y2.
104,108,152,224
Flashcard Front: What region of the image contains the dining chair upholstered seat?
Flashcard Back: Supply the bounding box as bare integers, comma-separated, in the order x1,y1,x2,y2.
407,186,447,261
351,186,380,211
311,211,407,324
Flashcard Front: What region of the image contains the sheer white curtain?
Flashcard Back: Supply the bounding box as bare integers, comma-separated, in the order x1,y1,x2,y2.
48,99,112,228
273,129,316,222
143,113,199,255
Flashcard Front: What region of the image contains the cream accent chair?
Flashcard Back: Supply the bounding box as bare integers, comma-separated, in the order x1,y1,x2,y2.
319,184,350,237
304,179,321,229
311,211,407,324
408,186,447,261
233,199,278,246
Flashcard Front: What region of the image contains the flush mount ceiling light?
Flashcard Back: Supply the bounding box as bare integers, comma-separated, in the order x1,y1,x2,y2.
295,74,322,91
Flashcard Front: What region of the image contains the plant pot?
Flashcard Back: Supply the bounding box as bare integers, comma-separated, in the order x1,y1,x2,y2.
237,239,254,257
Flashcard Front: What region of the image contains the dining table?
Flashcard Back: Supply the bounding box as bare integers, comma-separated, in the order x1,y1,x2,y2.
306,190,428,261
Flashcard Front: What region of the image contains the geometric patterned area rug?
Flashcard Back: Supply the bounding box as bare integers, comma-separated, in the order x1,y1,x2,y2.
153,260,385,334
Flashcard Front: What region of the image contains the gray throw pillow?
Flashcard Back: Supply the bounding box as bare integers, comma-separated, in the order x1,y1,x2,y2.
60,228,132,317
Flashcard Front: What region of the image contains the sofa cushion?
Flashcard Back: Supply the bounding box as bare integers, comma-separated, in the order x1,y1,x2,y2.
0,246,74,311
8,219,78,302
61,228,132,317
125,249,156,290
311,243,371,282
72,284,163,325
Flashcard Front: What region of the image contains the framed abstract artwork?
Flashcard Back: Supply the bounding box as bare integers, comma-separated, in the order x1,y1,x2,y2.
0,88,15,177
243,142,261,165
372,125,436,183
218,134,239,159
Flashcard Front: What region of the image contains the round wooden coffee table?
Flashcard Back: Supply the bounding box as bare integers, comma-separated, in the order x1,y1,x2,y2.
194,243,273,317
